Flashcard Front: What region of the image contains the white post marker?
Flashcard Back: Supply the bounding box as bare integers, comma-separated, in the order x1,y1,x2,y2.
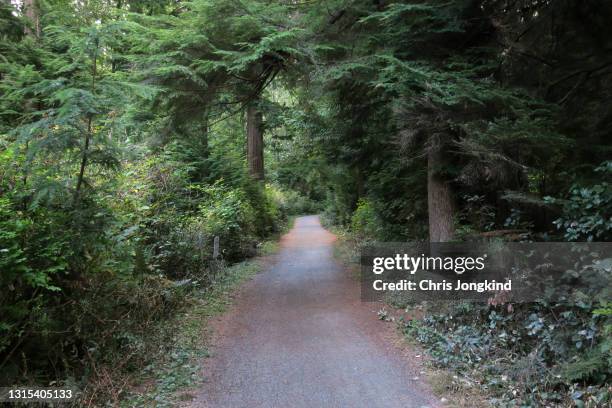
213,236,220,260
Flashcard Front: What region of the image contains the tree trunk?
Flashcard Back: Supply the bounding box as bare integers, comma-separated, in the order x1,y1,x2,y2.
427,145,455,242
23,0,40,38
247,103,264,181
354,165,365,198
74,46,97,205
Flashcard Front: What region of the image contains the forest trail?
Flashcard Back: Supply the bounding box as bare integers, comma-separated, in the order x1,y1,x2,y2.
187,215,439,408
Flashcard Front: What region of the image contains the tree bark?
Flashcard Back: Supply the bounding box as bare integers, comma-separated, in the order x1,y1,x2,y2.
354,165,365,198
74,45,97,205
23,0,40,38
247,103,264,181
427,144,455,242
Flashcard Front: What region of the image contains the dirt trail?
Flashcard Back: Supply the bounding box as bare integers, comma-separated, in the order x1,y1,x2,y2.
188,215,439,408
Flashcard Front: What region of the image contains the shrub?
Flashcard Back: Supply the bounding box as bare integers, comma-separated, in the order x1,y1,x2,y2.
350,199,384,240
0,141,289,396
269,186,321,216
401,254,612,407
546,161,612,241
195,183,257,260
0,197,71,380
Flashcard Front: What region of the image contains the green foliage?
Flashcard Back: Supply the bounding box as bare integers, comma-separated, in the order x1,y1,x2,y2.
0,199,67,292
0,0,297,400
350,199,383,240
267,187,321,216
397,247,612,406
195,182,257,260
403,300,611,407
546,162,612,241
1,0,611,404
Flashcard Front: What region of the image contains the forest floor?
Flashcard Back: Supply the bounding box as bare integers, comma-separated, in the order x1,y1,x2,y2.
183,215,440,408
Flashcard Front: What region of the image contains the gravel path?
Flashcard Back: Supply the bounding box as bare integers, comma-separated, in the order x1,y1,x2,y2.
188,215,439,408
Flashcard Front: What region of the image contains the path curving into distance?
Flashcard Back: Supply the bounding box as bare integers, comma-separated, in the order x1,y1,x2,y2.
188,215,439,408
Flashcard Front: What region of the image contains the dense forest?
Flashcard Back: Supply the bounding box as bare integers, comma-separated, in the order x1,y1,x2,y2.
1,0,610,406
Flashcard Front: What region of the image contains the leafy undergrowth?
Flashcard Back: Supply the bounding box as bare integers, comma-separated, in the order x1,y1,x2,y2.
394,251,611,407
399,301,611,408
120,255,269,407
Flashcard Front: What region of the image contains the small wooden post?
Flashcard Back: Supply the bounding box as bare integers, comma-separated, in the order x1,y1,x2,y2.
211,236,221,282
213,236,220,260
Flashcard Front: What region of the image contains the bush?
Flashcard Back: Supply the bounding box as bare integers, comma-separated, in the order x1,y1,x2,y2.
0,197,71,381
401,254,612,407
546,161,612,241
0,139,290,399
269,186,322,216
350,199,384,240
195,183,257,261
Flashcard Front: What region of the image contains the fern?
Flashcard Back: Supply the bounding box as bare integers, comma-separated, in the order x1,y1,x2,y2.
561,350,610,383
